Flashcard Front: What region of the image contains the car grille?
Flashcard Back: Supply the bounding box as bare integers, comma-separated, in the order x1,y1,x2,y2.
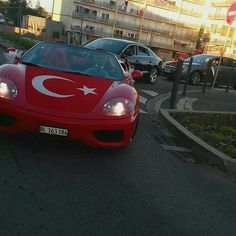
94,130,124,143
0,112,16,126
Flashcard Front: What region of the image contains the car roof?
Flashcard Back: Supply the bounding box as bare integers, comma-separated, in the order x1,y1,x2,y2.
94,37,149,48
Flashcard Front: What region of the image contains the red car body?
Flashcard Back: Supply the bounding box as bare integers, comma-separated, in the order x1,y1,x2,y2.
0,42,142,148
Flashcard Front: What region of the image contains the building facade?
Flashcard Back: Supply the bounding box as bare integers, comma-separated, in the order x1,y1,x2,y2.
206,0,236,58
52,0,236,60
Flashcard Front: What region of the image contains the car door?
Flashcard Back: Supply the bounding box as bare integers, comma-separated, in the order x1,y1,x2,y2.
216,57,235,86
122,45,137,68
135,46,153,76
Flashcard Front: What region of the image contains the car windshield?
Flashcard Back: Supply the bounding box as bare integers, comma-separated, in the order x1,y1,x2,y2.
84,39,128,54
21,42,124,81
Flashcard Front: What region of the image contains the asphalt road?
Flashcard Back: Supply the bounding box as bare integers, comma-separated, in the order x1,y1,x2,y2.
1,50,236,235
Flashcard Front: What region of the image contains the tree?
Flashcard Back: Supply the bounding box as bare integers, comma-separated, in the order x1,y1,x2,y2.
7,0,49,26
8,0,28,26
35,4,48,18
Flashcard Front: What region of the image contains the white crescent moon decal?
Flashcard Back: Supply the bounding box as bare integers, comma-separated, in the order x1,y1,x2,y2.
32,75,76,98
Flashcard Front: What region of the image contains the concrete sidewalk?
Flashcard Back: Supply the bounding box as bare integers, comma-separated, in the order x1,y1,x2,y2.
157,88,236,178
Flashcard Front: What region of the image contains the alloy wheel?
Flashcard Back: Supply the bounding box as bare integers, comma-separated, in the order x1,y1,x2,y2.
190,71,201,85
149,67,158,84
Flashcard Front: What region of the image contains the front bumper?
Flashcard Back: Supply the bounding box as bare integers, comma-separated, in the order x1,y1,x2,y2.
0,102,138,148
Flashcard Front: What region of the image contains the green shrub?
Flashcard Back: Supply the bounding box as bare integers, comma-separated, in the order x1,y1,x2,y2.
0,30,36,50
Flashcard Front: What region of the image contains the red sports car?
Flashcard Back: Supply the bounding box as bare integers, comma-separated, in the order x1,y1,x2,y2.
0,41,142,148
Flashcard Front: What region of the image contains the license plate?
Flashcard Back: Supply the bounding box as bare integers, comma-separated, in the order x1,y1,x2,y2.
39,126,68,137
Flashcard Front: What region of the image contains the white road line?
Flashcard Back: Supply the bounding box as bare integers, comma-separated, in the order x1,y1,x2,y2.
176,97,198,110
139,95,147,104
139,108,147,114
140,90,159,97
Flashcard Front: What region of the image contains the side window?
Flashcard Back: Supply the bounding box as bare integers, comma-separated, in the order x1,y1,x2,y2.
212,58,219,66
137,46,149,56
227,58,236,67
124,45,135,56
221,57,228,66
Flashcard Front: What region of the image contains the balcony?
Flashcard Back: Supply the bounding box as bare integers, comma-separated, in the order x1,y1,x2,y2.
82,27,113,37
208,14,226,20
180,8,202,18
147,0,179,11
113,33,140,41
144,11,177,25
115,20,141,30
72,12,115,25
211,0,232,7
183,0,205,5
77,0,117,10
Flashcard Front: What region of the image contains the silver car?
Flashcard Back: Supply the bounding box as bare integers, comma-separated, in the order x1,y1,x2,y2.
162,54,236,89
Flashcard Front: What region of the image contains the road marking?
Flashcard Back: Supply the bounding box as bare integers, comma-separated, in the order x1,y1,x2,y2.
139,95,147,104
154,90,202,113
176,97,198,110
160,144,192,153
140,90,159,97
139,108,147,114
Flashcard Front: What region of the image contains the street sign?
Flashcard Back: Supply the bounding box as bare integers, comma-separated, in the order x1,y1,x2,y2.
227,2,236,25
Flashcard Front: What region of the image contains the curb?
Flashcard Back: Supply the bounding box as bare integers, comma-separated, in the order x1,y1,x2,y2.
159,109,236,177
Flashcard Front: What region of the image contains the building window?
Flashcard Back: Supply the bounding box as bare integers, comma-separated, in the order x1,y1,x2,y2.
102,13,109,21
114,30,123,36
127,33,134,38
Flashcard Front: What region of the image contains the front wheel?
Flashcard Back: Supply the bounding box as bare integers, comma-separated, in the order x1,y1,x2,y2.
148,67,159,84
190,71,202,85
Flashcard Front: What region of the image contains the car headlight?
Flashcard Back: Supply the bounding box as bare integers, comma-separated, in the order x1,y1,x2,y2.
0,77,18,99
103,97,134,116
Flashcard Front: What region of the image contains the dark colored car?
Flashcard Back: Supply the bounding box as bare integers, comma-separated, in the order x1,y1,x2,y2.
84,37,162,84
162,54,236,89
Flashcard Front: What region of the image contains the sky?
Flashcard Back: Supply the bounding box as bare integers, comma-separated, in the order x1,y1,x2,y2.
29,0,53,12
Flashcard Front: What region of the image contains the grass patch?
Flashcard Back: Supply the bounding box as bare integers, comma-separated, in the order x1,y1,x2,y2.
171,113,236,158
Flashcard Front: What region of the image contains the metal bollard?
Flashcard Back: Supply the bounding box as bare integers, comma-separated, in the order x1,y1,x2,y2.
182,57,193,96
226,66,234,93
170,59,183,109
202,58,212,93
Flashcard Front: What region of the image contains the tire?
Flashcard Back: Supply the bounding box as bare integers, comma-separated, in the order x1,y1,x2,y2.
190,71,202,85
148,67,159,84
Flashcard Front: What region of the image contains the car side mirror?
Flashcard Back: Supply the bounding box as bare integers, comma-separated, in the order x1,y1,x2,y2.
131,70,143,79
120,51,126,59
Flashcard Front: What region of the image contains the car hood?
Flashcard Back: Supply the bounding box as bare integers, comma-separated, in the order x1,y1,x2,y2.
25,66,114,114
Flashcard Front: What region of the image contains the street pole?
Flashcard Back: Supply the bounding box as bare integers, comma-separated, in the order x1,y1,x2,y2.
19,0,22,35
211,24,231,89
79,7,84,45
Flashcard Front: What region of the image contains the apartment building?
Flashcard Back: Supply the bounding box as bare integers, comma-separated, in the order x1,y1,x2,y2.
52,0,234,60
206,0,236,58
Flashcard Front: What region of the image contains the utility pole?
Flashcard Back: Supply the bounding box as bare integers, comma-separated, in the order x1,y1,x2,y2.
19,1,22,35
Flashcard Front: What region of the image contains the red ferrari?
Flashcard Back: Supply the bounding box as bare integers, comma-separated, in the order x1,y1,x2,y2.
0,41,142,148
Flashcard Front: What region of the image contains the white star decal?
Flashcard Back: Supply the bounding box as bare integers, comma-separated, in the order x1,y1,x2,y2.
77,85,97,95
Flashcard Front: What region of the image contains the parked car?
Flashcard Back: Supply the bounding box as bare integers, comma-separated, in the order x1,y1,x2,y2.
0,13,5,24
162,54,236,89
0,41,143,148
84,37,162,84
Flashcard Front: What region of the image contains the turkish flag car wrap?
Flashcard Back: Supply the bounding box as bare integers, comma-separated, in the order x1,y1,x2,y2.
25,66,114,113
